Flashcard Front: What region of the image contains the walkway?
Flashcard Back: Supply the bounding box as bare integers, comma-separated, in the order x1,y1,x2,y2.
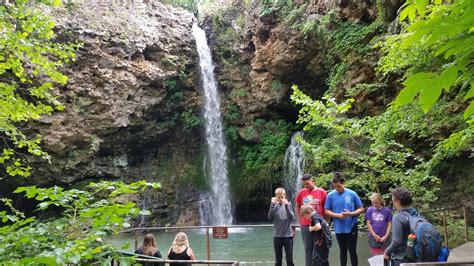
448,242,474,263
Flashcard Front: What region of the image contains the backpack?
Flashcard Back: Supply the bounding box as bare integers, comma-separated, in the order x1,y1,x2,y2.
320,218,333,249
402,211,442,262
312,213,332,249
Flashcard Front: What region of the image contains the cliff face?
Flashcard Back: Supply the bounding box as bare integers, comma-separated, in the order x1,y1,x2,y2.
27,2,203,226
201,0,396,222
206,0,473,223
16,0,471,226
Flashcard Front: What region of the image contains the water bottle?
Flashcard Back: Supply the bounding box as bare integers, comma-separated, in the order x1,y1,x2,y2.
437,246,450,262
406,233,417,259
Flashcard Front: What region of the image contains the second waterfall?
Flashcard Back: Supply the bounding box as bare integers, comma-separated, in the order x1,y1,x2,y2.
193,23,233,225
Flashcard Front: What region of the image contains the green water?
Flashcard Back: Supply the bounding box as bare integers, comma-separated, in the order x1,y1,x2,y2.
110,227,372,265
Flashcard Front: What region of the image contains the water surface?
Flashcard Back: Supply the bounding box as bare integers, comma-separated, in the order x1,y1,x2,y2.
111,226,372,265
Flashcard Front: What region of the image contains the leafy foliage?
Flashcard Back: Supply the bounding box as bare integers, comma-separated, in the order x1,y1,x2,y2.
377,0,473,117
229,88,248,99
0,0,78,178
0,181,160,264
160,0,199,15
291,85,470,205
315,12,384,92
238,119,292,173
259,0,302,18
181,110,202,129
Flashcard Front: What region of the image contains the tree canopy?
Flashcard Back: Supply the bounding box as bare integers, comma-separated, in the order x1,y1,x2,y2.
377,0,473,118
0,0,78,178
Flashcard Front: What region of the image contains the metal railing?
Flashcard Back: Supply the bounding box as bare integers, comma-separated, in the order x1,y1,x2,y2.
117,205,471,264
420,205,471,248
401,263,474,266
120,224,275,262
116,250,239,265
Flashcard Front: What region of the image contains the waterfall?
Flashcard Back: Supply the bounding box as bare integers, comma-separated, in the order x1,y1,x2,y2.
193,23,233,225
283,132,306,203
138,194,148,227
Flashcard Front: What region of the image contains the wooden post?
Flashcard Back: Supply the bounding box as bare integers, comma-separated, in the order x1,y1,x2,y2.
206,228,211,262
463,206,469,242
134,230,139,251
442,210,448,248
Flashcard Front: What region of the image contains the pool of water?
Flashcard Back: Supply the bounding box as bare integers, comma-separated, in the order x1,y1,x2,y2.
110,226,372,265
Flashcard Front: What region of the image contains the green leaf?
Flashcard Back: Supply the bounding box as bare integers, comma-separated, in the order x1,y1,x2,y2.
437,65,458,91
122,222,131,228
400,6,410,21
419,84,443,113
465,85,474,100
408,5,417,21
415,0,428,16
464,101,474,118
101,258,113,266
395,72,436,109
37,202,51,210
399,1,413,21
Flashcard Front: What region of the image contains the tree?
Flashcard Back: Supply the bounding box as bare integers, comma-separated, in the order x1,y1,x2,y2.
0,0,78,179
0,180,160,264
377,0,473,167
291,85,443,204
377,0,473,118
0,2,162,263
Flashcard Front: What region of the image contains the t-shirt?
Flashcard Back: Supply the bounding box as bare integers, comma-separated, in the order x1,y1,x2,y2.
310,212,330,262
365,206,393,248
296,187,327,226
365,207,392,238
324,188,363,234
267,202,296,237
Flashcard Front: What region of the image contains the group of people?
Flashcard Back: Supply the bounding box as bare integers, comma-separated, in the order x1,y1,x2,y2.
135,231,196,266
136,172,426,266
268,172,420,266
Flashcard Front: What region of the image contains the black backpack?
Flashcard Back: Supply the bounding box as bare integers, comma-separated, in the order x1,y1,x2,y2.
402,211,442,262
312,213,332,249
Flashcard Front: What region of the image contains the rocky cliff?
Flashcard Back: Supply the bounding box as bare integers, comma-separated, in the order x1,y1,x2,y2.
205,0,473,223
200,0,398,221
26,2,203,226
15,0,471,226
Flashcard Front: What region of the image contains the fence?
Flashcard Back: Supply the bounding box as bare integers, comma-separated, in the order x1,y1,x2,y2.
421,205,471,248
120,224,275,261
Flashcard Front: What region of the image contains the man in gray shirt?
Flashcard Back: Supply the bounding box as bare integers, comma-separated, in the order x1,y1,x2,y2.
268,187,296,266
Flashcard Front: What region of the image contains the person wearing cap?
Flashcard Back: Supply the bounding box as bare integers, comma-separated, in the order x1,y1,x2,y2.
295,173,327,266
324,172,364,266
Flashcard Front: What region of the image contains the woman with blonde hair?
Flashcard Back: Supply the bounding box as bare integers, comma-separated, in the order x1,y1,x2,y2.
167,232,196,266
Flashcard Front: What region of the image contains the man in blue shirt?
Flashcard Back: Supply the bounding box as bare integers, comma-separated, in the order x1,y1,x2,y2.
324,172,364,266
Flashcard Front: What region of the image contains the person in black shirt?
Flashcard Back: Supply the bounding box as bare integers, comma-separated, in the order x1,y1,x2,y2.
168,232,196,266
301,205,331,266
135,233,163,266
